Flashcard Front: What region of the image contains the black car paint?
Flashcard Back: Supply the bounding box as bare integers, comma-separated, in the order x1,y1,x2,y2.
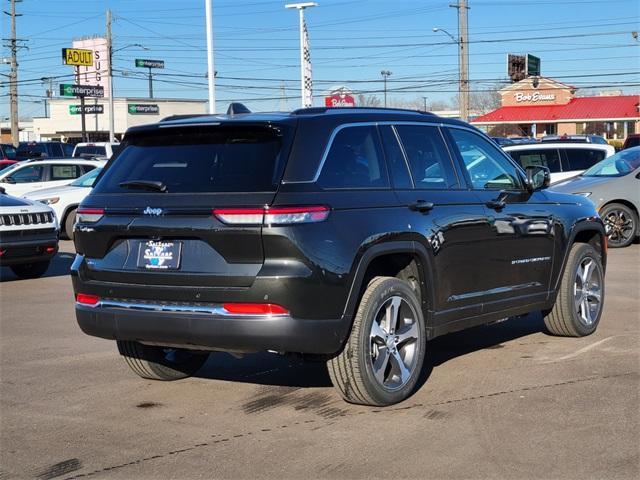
72,109,606,354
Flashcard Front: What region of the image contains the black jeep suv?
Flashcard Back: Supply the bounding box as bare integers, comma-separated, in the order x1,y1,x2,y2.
72,107,607,406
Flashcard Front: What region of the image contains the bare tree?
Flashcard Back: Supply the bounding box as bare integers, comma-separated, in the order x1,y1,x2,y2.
357,94,382,107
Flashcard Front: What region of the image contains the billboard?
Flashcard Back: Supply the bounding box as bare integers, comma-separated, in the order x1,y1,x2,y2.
324,87,356,108
72,37,110,98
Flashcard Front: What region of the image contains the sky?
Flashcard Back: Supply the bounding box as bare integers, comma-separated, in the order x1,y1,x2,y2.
1,0,639,119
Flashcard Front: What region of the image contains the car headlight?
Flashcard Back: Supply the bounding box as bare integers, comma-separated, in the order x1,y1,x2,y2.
37,197,60,205
575,192,591,197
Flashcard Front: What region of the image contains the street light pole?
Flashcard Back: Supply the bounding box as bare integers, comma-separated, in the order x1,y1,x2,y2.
286,2,317,108
381,70,392,107
422,96,428,112
433,20,469,122
205,0,216,113
107,9,115,143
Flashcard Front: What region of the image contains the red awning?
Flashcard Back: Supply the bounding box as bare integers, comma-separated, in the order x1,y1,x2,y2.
473,95,640,124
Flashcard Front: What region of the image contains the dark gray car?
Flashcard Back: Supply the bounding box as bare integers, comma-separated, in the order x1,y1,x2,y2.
551,146,640,248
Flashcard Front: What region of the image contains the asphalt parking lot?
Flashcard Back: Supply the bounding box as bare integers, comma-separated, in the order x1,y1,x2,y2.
1,241,638,480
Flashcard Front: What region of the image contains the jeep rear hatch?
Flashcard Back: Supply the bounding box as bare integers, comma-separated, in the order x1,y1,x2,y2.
74,123,295,288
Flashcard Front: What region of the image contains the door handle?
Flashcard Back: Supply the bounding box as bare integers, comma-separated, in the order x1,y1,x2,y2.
408,200,435,213
486,199,506,210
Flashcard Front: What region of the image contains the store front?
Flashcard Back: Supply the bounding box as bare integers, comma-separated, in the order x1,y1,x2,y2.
472,77,639,140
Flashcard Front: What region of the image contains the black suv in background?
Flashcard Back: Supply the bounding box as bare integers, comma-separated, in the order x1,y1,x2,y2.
16,141,75,161
72,107,607,406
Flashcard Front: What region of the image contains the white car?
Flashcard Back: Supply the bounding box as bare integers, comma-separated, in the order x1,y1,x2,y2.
0,187,59,279
72,142,119,159
24,167,102,240
0,158,105,197
503,142,615,184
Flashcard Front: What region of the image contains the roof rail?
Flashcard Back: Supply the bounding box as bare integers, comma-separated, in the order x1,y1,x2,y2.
290,106,433,116
159,114,211,122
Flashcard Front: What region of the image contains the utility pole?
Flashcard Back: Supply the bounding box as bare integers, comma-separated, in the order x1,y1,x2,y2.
280,80,286,111
381,70,392,107
4,0,26,147
106,9,115,143
450,0,469,122
147,67,153,98
422,96,428,112
205,0,215,113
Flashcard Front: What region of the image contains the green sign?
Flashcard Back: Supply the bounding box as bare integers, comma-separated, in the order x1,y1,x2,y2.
526,54,541,77
69,105,104,115
128,104,159,115
135,59,165,69
59,84,104,98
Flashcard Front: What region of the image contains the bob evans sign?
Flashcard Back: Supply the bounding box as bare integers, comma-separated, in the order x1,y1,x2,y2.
514,92,556,103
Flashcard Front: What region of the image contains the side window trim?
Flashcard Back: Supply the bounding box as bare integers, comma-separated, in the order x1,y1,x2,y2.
389,125,416,188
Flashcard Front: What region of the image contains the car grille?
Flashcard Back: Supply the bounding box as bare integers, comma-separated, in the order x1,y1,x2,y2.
0,212,55,226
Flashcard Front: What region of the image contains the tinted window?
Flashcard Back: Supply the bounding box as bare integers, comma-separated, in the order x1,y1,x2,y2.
1,145,16,160
449,128,523,190
74,146,106,157
51,164,82,180
624,137,640,148
379,126,412,189
319,126,389,189
17,143,47,160
563,148,606,171
395,125,457,189
95,126,289,194
9,165,45,183
62,143,75,156
508,149,561,173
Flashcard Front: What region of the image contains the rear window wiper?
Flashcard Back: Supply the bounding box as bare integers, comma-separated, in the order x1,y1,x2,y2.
119,180,167,192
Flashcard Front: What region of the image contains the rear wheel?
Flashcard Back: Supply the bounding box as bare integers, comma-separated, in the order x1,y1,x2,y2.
117,340,209,380
328,276,426,406
64,208,77,240
544,243,604,337
10,261,50,279
601,203,637,248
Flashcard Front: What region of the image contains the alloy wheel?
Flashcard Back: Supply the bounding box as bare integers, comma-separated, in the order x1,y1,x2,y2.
573,257,603,326
369,296,421,391
603,209,635,247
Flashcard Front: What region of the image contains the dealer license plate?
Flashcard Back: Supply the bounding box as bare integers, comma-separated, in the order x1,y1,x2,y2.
137,240,182,270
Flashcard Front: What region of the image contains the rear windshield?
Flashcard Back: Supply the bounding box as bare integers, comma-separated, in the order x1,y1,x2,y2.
74,146,106,157
94,125,291,194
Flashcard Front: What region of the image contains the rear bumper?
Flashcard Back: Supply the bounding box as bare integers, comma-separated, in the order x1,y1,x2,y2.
0,233,59,266
75,300,351,355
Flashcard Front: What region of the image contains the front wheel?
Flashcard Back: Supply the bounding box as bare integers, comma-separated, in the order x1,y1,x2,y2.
117,341,209,380
328,276,426,406
601,203,637,248
10,261,50,279
544,243,605,337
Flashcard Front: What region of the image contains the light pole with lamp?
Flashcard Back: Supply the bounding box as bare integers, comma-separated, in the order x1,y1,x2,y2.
433,26,469,122
381,70,392,108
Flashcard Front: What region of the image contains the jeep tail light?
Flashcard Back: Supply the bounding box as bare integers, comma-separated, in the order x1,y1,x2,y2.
76,293,100,306
77,208,104,223
222,303,289,316
213,206,329,225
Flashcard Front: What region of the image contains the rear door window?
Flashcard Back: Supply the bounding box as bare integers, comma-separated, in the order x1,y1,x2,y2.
508,148,562,173
95,125,291,193
318,125,389,189
562,148,607,171
394,125,458,189
51,164,82,180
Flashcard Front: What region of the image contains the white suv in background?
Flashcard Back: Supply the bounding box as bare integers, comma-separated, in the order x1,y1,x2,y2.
72,142,119,159
503,142,615,184
0,158,105,197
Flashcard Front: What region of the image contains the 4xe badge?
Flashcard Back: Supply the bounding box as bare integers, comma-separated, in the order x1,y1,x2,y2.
143,207,163,216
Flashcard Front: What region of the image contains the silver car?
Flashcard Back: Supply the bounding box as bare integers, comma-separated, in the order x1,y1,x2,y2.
551,146,640,248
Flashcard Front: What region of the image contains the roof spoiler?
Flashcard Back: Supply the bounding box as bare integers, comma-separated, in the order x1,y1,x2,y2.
226,102,251,115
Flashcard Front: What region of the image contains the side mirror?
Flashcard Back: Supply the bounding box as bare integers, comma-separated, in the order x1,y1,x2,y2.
525,165,550,191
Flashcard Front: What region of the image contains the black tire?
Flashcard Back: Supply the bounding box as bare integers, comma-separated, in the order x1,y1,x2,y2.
64,208,77,240
10,261,50,279
328,276,426,406
117,340,209,381
544,243,605,337
601,203,637,248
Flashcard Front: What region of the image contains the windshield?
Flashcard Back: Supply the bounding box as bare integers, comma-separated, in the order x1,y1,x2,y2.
2,145,16,159
582,147,640,177
74,146,106,157
70,167,102,187
94,125,291,194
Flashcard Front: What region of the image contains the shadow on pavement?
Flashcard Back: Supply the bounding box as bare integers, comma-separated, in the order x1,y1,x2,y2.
195,312,548,390
0,250,75,282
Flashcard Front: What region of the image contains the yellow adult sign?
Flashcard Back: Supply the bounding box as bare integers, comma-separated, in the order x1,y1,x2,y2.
62,48,93,67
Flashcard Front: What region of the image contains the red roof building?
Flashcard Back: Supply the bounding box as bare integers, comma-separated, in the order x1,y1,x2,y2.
472,77,639,140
